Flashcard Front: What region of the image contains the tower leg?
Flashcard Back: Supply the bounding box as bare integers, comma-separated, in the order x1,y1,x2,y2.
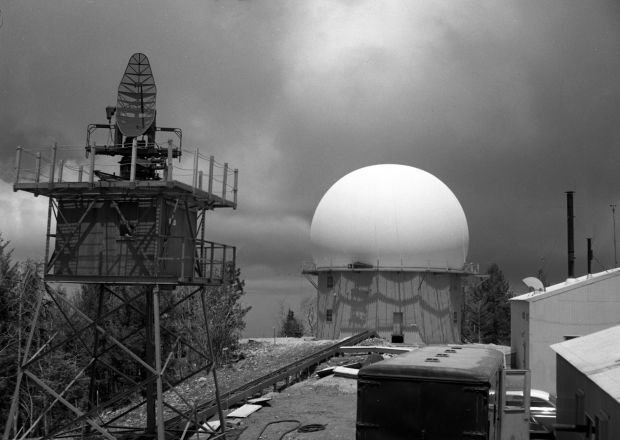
153,286,165,440
2,284,45,440
145,286,156,434
87,285,105,425
200,287,226,438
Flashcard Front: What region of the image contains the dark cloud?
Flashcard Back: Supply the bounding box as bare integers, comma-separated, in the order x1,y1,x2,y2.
4,1,620,335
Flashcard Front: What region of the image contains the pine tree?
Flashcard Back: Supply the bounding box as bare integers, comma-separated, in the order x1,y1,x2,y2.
462,263,511,345
279,310,304,337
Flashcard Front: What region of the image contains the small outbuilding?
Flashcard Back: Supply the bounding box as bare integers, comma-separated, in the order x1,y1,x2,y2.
510,268,620,395
551,325,620,440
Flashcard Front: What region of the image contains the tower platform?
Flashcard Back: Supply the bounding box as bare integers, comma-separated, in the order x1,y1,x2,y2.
13,144,239,286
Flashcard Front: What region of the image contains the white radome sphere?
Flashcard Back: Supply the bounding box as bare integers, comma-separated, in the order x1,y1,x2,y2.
310,164,469,270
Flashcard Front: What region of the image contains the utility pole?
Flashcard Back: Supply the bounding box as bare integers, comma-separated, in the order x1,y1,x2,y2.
611,204,618,268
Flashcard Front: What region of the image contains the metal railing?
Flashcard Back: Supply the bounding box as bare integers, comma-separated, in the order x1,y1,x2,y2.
302,260,480,275
13,143,238,207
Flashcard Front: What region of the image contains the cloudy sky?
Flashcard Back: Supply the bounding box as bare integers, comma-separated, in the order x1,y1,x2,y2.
2,1,620,336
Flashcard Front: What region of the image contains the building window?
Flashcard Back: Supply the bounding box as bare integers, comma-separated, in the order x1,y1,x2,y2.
327,275,334,288
326,309,333,322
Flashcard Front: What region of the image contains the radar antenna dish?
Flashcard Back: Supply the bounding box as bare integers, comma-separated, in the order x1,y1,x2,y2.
522,276,545,293
116,53,157,137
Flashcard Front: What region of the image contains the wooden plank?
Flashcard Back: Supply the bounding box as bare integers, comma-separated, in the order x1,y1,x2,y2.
247,396,272,405
333,366,359,378
316,366,336,378
227,404,262,418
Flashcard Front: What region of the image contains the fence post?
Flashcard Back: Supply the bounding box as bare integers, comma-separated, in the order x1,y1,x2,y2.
130,139,138,182
35,152,42,184
14,146,23,186
167,139,173,182
58,159,64,183
208,156,214,195
233,169,238,209
192,147,199,190
89,142,96,184
49,143,57,186
222,163,228,201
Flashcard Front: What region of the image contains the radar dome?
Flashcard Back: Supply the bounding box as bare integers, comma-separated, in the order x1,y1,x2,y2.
310,164,469,270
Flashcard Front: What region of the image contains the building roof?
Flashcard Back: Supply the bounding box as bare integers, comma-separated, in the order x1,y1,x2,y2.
551,325,620,402
359,345,504,383
510,267,620,303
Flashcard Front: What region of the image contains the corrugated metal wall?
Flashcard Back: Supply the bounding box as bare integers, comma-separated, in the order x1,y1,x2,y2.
53,197,196,280
315,270,464,344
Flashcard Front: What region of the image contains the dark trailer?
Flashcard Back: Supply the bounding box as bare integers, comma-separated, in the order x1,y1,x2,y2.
357,345,520,440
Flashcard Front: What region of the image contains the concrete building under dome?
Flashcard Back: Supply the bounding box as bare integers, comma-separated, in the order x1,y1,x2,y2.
303,164,477,343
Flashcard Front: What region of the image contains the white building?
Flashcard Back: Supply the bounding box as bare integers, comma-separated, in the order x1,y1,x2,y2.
551,325,620,440
304,164,476,343
511,268,620,395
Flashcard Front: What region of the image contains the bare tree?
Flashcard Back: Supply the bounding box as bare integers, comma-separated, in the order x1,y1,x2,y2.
299,296,317,337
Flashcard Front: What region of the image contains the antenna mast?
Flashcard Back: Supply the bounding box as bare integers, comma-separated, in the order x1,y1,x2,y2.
611,204,617,268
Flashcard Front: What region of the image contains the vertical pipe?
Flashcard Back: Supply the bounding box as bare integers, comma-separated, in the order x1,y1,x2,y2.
58,159,64,183
78,166,83,183
90,143,96,184
130,139,138,182
35,152,42,184
567,191,575,278
222,163,228,201
611,204,617,267
208,155,214,195
49,143,57,185
153,286,165,440
14,146,22,185
233,169,238,209
199,171,203,190
167,139,174,182
587,238,593,276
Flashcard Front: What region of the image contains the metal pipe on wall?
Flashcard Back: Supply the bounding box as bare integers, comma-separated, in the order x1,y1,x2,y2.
587,238,593,276
567,191,575,278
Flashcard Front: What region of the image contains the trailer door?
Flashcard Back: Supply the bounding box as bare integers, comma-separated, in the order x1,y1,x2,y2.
500,369,530,440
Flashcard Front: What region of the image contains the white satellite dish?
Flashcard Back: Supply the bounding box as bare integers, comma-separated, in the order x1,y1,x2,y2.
522,277,545,292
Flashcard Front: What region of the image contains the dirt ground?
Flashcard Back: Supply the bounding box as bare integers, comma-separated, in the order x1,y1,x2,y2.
104,336,390,438
233,374,358,440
